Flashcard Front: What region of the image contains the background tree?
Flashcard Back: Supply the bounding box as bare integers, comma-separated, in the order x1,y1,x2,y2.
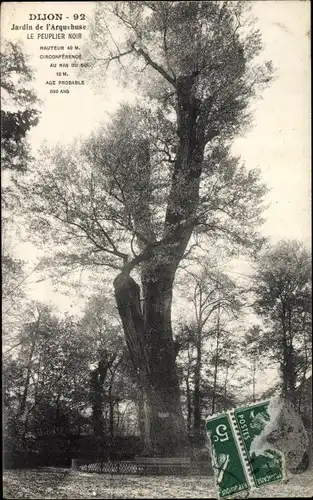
2,253,26,339
242,325,265,402
1,40,40,174
219,335,243,404
3,297,142,467
81,294,126,438
3,303,93,447
253,240,312,404
2,215,46,355
18,1,272,455
1,40,42,356
210,328,242,413
175,258,244,441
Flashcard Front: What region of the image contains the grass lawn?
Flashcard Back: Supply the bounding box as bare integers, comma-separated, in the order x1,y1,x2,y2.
3,468,313,498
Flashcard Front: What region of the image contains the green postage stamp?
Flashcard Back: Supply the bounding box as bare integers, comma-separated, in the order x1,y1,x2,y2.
205,397,287,499
206,414,250,498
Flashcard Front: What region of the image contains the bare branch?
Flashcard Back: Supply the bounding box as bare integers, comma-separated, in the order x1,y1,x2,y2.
91,47,135,71
3,340,24,356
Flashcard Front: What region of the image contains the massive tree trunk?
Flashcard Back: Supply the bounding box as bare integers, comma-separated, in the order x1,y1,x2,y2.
141,262,188,456
114,263,188,456
113,73,209,455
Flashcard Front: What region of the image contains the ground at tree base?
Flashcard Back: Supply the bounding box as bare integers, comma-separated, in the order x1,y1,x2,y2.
3,468,313,499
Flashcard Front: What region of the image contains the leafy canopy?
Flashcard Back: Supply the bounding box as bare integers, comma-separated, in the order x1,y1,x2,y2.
1,40,40,173
18,1,272,280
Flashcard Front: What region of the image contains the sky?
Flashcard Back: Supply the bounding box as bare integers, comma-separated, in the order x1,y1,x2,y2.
1,1,311,394
2,1,310,243
233,1,311,246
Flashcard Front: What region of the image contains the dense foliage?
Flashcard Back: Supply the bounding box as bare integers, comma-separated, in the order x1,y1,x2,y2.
1,41,40,173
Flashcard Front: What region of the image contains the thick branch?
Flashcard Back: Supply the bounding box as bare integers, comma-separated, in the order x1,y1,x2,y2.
121,217,196,275
132,42,176,86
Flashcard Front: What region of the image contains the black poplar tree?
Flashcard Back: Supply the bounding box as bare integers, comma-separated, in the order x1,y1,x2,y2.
20,1,272,455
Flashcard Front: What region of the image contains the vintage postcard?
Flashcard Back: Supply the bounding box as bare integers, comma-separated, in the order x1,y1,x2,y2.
2,1,311,498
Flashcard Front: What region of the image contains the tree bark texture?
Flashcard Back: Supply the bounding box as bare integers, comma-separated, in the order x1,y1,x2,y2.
114,267,188,456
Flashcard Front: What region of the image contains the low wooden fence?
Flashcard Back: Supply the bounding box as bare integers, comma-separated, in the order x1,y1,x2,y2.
72,458,213,476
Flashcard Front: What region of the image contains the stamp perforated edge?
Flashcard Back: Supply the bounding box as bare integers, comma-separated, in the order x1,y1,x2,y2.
204,412,228,499
205,411,250,499
228,408,254,491
205,396,289,496
230,398,287,488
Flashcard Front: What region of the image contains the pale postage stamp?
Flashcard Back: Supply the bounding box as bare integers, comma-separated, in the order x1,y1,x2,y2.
205,396,308,499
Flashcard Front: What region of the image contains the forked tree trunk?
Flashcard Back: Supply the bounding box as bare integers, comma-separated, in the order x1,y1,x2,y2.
114,265,189,456
142,263,189,456
114,73,210,456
